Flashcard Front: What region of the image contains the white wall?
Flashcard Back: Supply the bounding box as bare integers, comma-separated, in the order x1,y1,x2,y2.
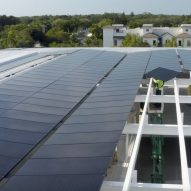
177,38,191,47
181,27,191,35
103,28,114,47
142,27,153,35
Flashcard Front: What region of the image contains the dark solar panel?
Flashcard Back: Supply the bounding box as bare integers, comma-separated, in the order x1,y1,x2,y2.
0,53,46,73
33,142,116,158
17,157,111,175
0,141,33,158
1,175,104,191
146,49,181,72
0,53,38,67
145,67,181,81
1,51,151,191
0,49,126,183
0,128,45,144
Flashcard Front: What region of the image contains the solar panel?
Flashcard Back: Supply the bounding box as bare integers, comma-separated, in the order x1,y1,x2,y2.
17,157,111,175
146,49,181,72
33,142,116,158
1,175,103,191
177,49,191,70
0,128,45,144
1,51,151,191
57,121,125,134
0,49,126,182
0,53,38,66
0,53,47,73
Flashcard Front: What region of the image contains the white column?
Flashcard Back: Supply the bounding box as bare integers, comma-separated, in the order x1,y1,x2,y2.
174,79,190,191
122,78,153,191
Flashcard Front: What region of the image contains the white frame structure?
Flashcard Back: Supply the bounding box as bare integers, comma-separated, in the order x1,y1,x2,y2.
174,79,190,191
122,78,153,191
120,78,191,191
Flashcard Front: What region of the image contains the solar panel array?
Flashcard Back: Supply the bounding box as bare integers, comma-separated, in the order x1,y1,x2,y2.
0,49,184,191
146,49,181,72
0,51,151,191
0,53,46,73
0,49,126,180
0,52,37,64
177,49,191,70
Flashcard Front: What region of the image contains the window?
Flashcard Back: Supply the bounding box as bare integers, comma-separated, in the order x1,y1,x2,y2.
187,40,191,46
178,40,182,46
114,39,117,46
116,29,119,33
146,29,149,32
153,40,156,46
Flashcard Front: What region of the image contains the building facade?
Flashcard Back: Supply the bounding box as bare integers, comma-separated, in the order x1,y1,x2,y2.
103,24,191,47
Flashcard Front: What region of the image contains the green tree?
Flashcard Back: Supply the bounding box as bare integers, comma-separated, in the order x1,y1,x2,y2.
89,18,112,39
84,36,102,47
122,34,149,47
46,28,70,44
164,37,177,47
0,24,34,48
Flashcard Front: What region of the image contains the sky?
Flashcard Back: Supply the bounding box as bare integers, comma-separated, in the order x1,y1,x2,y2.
0,0,191,16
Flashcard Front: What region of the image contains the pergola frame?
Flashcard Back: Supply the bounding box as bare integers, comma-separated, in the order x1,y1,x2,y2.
120,78,191,191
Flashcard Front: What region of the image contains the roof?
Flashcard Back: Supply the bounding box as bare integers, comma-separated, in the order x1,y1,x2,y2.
145,67,181,81
0,47,188,191
176,33,191,38
181,24,191,27
143,33,159,38
143,24,153,27
103,24,125,29
112,24,124,27
161,32,174,37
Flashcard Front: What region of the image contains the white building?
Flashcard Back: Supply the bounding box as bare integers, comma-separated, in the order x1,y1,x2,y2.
103,24,191,47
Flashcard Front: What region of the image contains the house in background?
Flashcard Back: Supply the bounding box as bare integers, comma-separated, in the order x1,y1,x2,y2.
103,24,126,47
103,24,191,47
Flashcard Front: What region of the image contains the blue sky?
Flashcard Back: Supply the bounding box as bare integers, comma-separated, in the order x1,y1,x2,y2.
0,0,191,16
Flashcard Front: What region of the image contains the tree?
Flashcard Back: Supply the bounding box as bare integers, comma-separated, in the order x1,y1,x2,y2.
0,24,34,48
84,36,102,47
0,13,190,48
46,28,70,44
122,34,149,47
164,37,177,47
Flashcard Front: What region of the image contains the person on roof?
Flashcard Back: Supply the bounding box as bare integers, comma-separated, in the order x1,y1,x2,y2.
153,79,164,95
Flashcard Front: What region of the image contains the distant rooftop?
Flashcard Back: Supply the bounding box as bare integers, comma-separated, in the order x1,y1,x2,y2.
181,24,191,27
143,24,153,27
112,24,124,27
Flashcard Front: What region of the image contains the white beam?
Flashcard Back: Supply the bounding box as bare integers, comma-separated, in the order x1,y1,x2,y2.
123,124,191,136
101,181,183,191
174,79,190,191
135,95,191,103
122,78,153,191
131,183,183,191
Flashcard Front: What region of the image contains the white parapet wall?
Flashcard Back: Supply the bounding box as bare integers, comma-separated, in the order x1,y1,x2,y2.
100,181,183,191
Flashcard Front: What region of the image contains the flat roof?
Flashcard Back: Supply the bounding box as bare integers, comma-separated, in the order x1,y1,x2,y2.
0,48,190,191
